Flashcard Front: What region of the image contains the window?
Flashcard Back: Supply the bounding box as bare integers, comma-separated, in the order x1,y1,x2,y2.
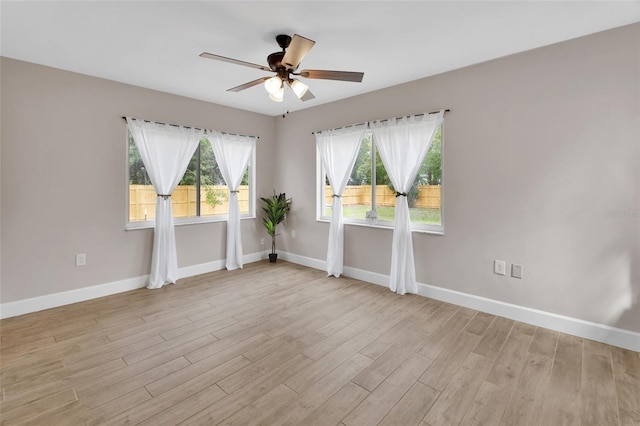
317,125,443,233
127,132,255,228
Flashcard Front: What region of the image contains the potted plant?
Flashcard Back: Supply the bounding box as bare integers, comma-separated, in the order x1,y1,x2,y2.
260,191,292,263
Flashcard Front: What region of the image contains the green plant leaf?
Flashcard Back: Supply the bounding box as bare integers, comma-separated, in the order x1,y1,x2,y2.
260,190,292,254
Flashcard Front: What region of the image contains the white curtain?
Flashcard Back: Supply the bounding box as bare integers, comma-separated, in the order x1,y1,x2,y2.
370,111,444,294
315,124,367,277
126,118,203,289
207,131,256,270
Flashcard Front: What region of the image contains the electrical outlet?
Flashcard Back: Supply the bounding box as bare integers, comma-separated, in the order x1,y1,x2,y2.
291,229,296,238
494,260,506,275
511,264,523,279
75,253,87,267
260,238,265,245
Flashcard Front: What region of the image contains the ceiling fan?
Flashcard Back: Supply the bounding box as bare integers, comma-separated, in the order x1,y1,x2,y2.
199,34,364,103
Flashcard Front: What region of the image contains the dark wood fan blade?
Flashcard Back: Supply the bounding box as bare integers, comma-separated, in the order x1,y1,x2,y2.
282,34,315,70
200,52,270,72
300,89,315,102
227,76,271,92
298,69,364,82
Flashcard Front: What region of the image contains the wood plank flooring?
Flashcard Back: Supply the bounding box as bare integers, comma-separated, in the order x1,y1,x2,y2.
1,261,638,425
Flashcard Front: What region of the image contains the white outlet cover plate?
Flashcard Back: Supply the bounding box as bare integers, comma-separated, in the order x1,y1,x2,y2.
494,260,506,275
511,264,523,279
75,253,86,266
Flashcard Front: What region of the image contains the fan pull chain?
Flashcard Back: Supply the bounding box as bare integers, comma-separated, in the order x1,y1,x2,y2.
282,86,289,118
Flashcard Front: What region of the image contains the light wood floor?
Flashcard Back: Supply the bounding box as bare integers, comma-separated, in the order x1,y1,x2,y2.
1,261,638,425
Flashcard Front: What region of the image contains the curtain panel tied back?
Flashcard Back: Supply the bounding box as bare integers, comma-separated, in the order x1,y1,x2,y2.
370,111,445,294
126,118,204,289
207,130,256,271
315,124,367,277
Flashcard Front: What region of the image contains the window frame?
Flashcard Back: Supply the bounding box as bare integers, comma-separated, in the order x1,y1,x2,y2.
316,126,444,235
125,130,256,230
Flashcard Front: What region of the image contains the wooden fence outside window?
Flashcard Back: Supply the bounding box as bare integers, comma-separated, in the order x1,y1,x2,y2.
130,184,440,222
129,185,249,221
324,185,441,209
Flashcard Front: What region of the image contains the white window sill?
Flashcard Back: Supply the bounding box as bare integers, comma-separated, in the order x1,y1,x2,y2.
126,214,256,231
316,217,444,235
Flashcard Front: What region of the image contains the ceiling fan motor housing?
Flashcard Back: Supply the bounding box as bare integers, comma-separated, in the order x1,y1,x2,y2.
267,52,292,84
268,34,298,74
267,51,286,72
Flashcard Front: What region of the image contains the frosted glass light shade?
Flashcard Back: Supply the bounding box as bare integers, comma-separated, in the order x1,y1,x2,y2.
289,79,309,99
269,87,284,102
264,76,282,95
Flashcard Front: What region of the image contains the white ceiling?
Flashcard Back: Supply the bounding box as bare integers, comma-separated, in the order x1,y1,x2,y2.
2,1,639,117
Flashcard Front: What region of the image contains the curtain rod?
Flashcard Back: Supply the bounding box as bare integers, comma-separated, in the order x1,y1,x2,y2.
311,109,450,135
122,116,259,139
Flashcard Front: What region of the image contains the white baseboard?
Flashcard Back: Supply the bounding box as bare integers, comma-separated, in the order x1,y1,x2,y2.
177,260,225,279
177,251,266,278
0,251,266,320
0,275,149,320
2,250,637,352
278,251,640,352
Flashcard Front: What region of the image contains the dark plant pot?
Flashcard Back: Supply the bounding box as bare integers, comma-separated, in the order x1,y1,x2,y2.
269,253,278,263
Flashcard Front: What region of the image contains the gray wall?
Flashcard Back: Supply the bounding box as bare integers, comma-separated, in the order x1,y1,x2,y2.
1,23,638,334
0,57,276,303
274,23,640,333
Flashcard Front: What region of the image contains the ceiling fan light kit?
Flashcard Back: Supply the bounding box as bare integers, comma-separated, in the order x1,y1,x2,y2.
264,76,283,95
269,88,284,103
289,79,309,98
200,33,364,104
